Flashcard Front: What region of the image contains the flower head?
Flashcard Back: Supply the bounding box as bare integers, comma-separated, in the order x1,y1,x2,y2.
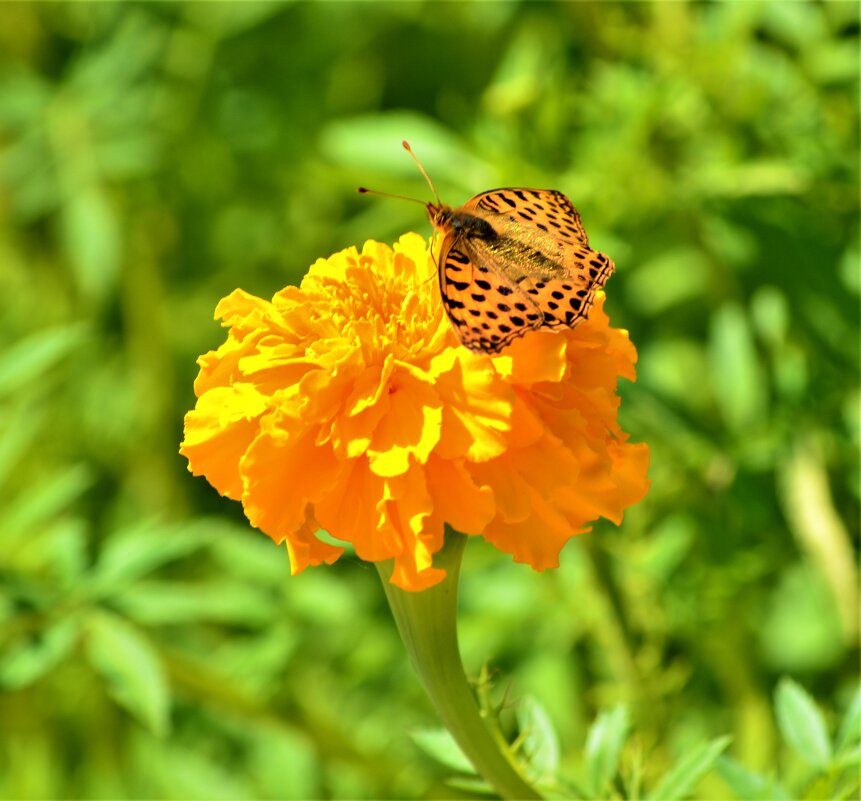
180,233,649,590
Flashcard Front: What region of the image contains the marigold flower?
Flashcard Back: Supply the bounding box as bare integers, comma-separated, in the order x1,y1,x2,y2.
180,233,649,591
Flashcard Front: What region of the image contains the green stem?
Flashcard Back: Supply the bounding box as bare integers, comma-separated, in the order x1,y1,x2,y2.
376,531,542,800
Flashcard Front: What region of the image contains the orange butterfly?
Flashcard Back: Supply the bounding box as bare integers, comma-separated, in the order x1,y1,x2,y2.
359,142,614,354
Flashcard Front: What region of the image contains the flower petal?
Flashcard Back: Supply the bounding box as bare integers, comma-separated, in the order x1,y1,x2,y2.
367,368,442,477
426,456,495,535
241,413,340,539
284,507,345,575
180,383,269,499
433,350,513,462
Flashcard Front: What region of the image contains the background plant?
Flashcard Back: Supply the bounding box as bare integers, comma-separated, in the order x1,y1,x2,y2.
0,3,858,799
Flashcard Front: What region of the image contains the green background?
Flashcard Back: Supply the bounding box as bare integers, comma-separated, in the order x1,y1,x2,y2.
1,2,858,799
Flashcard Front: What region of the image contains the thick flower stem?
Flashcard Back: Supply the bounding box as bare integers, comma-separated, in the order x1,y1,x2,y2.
377,532,542,800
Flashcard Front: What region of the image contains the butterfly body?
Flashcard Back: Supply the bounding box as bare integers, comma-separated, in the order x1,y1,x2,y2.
426,188,615,354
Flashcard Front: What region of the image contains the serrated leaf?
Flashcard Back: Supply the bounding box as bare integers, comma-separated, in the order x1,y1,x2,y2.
85,611,169,736
647,735,731,801
775,678,832,769
835,686,861,754
518,696,561,780
411,728,475,774
716,755,791,800
585,705,630,796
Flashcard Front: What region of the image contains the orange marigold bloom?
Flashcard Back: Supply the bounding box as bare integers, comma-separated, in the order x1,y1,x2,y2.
180,233,650,591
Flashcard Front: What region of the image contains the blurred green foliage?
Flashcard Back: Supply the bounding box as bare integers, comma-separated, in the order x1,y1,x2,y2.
0,2,858,799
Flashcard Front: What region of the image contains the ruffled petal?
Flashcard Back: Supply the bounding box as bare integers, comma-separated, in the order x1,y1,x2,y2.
241,413,341,539
180,383,269,499
284,506,345,575
367,368,442,477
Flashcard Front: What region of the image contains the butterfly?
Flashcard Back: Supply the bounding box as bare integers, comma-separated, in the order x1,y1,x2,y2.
359,142,614,355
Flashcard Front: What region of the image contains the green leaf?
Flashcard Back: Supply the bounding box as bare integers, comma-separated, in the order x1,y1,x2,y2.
320,112,488,189
135,738,251,800
0,323,89,397
639,338,711,412
60,186,122,303
647,735,731,801
0,406,41,492
835,686,861,754
834,744,861,769
625,248,712,316
708,303,767,432
250,728,320,800
517,696,561,780
411,727,476,774
445,775,495,795
759,563,844,673
1,465,93,536
715,755,790,800
93,519,212,593
585,704,629,796
775,678,832,769
8,519,89,587
0,618,80,690
84,611,169,736
115,579,272,626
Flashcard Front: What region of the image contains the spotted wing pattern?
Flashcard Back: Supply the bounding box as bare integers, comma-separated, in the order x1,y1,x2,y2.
436,188,615,354
469,188,591,248
438,240,544,353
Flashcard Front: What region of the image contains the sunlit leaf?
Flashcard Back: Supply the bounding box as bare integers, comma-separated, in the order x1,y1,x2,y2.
775,678,832,769
445,775,495,795
1,465,93,535
92,519,213,593
60,187,122,303
709,303,767,432
518,696,561,781
716,755,791,800
835,686,861,755
0,324,89,395
647,736,731,801
115,579,272,626
585,704,629,796
0,618,80,690
411,727,475,774
84,611,170,736
320,112,489,189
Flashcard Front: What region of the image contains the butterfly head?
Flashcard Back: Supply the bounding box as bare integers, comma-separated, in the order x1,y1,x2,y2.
427,203,452,228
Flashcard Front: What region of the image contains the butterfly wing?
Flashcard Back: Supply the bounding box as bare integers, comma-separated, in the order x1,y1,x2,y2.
467,188,591,248
463,187,615,332
437,233,544,354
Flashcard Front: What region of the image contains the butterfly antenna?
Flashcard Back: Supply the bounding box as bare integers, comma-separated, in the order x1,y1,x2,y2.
402,140,441,205
356,186,426,205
